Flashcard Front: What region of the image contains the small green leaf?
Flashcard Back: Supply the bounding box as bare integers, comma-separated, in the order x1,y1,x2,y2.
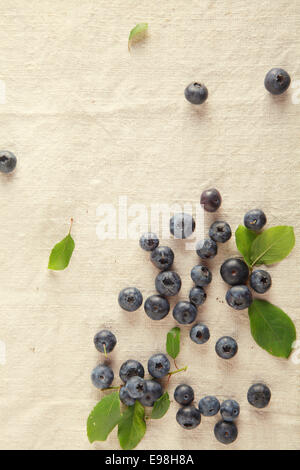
87,392,121,443
166,327,180,359
128,23,148,50
48,219,75,270
235,225,258,265
250,226,295,266
118,401,146,450
248,299,296,358
151,392,170,419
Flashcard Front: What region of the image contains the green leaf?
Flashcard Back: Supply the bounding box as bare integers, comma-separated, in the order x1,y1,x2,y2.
166,327,180,359
118,401,146,450
235,225,258,265
87,392,121,443
128,23,148,49
48,220,75,270
248,299,296,358
250,226,295,266
151,392,170,419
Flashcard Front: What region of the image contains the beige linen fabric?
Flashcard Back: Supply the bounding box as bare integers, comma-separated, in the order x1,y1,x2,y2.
0,0,299,450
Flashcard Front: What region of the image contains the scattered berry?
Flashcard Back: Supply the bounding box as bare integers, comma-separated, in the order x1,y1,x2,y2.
250,270,272,293
118,287,143,312
198,396,220,416
189,286,207,306
191,264,212,287
196,238,218,259
173,301,197,325
139,232,159,251
184,82,208,105
215,336,238,359
264,68,291,95
200,188,222,212
209,221,232,243
214,420,238,444
247,383,271,408
220,258,249,286
144,294,170,320
119,359,145,383
93,330,117,354
148,353,170,378
125,376,147,399
119,386,136,406
244,209,267,232
176,406,201,429
190,323,210,344
139,380,163,407
0,150,17,174
155,270,182,296
170,213,196,239
174,384,194,406
220,399,240,421
226,285,253,310
91,364,114,389
150,246,174,271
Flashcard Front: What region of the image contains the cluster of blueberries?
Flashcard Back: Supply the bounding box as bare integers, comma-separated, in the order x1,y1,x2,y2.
184,67,291,105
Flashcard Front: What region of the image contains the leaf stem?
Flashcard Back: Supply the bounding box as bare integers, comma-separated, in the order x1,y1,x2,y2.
69,218,74,235
101,386,120,392
168,366,187,377
103,344,107,358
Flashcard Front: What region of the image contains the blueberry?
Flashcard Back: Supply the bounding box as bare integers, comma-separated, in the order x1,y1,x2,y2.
190,323,210,344
247,383,271,408
250,270,272,294
119,386,136,406
119,359,145,383
244,209,266,232
174,384,194,406
150,246,174,271
93,330,117,354
144,294,170,320
191,264,212,287
226,285,253,310
214,420,238,445
196,238,217,259
170,213,195,239
264,68,291,95
0,150,17,174
148,353,170,378
198,396,220,416
91,364,114,389
215,336,238,359
118,287,143,312
176,406,201,429
220,258,249,286
125,376,147,399
139,232,159,251
173,301,197,325
155,270,182,297
209,221,232,243
139,380,163,407
184,82,208,105
200,188,222,212
189,286,207,306
220,399,240,422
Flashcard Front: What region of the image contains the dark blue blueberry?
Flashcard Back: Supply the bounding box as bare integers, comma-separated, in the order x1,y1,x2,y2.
93,330,117,354
173,301,197,325
0,150,17,174
139,232,159,251
190,323,210,344
139,380,163,407
125,376,147,399
214,420,238,444
200,188,222,213
155,270,181,297
215,336,238,359
209,221,232,243
174,384,194,406
226,285,253,310
118,287,143,312
170,213,195,239
176,406,201,429
150,246,174,271
250,270,272,293
184,82,208,105
144,294,170,320
119,359,145,383
196,238,217,259
148,353,170,378
119,386,136,406
244,209,267,232
220,399,240,422
91,364,114,389
264,68,291,95
189,286,207,306
191,264,212,287
198,396,220,416
220,258,249,286
247,383,271,409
